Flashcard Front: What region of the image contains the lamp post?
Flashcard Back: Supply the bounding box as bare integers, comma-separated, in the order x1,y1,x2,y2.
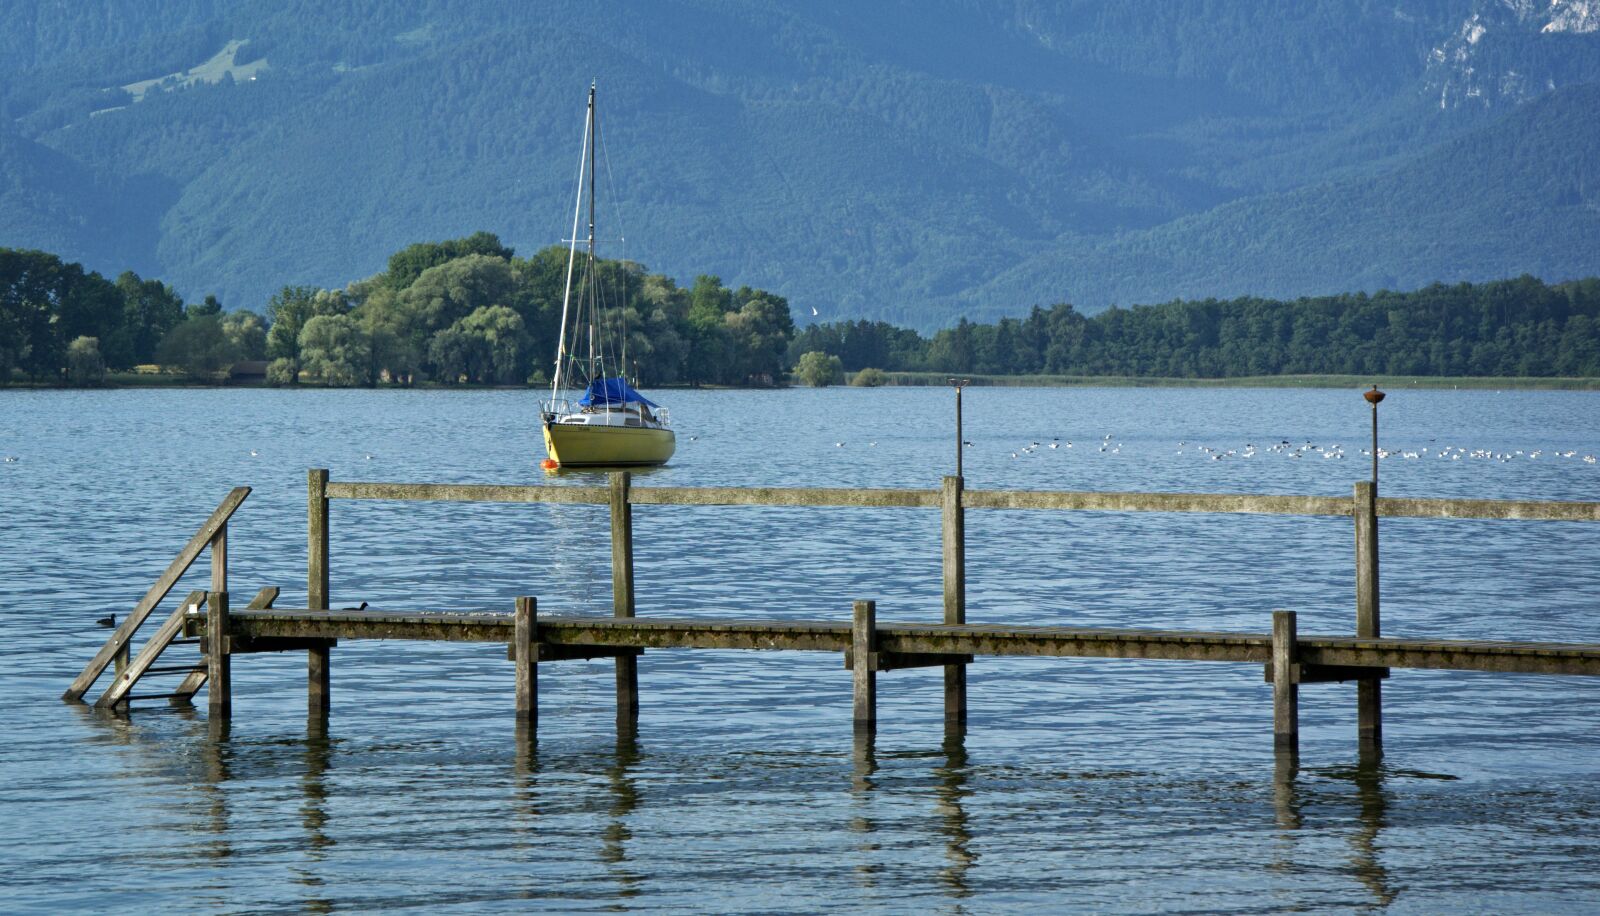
949,378,970,477
1364,385,1385,483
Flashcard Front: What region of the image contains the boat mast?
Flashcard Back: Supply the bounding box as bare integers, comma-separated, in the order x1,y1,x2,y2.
586,80,598,385
550,83,594,403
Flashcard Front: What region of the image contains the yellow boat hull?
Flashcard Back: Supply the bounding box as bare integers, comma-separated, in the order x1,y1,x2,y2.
543,421,676,467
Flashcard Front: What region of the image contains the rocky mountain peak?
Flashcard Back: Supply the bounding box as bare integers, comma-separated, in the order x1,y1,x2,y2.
1428,0,1600,108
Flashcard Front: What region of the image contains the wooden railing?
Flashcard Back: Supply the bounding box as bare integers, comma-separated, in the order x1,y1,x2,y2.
62,487,249,704
68,471,1595,760
313,470,1600,751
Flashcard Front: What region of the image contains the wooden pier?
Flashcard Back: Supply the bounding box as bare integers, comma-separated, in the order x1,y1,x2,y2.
65,468,1600,761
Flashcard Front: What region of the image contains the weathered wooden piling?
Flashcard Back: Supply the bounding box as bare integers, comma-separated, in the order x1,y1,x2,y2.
1272,610,1298,755
308,469,329,610
308,645,331,715
942,476,967,731
610,472,638,727
853,600,877,732
207,590,230,718
308,469,331,716
211,517,228,594
1354,481,1382,753
515,596,537,728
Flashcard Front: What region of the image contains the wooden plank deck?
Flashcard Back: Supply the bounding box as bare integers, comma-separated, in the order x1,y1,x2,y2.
225,609,1600,677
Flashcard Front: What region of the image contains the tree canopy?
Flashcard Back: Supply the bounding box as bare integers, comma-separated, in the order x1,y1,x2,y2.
6,241,1599,387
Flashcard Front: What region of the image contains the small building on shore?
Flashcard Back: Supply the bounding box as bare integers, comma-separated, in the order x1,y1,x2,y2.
229,360,268,384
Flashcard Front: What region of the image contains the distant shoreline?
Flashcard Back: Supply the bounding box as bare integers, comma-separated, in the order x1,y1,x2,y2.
6,373,1599,392
883,372,1600,391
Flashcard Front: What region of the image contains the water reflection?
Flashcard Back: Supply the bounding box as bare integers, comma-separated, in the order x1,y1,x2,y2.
1343,752,1396,908
1272,751,1398,909
849,733,880,887
301,715,334,853
198,718,234,861
1272,751,1302,831
510,719,543,868
851,731,877,794
602,731,643,899
295,715,335,913
934,735,975,898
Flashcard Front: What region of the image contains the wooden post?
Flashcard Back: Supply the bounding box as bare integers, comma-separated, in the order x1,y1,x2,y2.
308,645,330,717
853,600,877,732
1354,481,1382,754
308,469,329,611
308,469,330,719
210,522,228,594
207,590,230,718
515,596,537,730
941,476,967,731
1272,610,1298,756
610,472,639,727
209,525,229,715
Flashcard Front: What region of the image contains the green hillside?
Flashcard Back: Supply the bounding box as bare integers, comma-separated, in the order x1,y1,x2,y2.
2,1,1598,329
956,83,1600,323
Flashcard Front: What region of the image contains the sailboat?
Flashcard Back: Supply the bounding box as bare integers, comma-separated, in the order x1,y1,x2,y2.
540,84,676,469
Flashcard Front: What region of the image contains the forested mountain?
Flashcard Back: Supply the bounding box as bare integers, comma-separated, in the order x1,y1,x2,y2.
3,1,1599,330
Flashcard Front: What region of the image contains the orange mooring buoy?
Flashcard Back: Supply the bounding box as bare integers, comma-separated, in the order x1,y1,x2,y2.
540,458,560,471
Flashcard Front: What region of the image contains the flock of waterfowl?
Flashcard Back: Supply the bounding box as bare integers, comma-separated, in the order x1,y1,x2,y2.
994,437,1598,465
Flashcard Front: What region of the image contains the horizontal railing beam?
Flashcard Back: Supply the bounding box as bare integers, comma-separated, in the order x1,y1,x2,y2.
963,490,1352,516
326,482,608,504
322,478,1600,522
1375,496,1600,522
629,486,939,508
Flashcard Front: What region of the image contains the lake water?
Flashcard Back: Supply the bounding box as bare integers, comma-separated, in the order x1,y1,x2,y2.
2,386,1598,912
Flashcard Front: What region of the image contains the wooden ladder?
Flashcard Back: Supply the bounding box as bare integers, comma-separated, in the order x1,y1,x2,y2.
93,586,280,708
62,487,250,706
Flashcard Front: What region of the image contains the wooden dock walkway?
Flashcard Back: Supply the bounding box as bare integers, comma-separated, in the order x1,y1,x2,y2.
224,607,1600,677
64,464,1600,763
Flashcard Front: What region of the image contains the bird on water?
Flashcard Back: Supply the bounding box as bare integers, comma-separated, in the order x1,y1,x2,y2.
341,601,369,611
96,614,116,627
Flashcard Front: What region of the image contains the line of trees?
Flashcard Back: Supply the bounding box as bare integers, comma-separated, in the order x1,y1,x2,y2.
1,235,795,387
7,238,1600,387
260,232,795,387
1,247,265,383
791,275,1600,378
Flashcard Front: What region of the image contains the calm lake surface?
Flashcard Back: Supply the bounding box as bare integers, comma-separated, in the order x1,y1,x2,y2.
2,386,1598,913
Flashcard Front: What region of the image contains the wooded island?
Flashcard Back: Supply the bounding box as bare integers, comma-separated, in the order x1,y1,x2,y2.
4,234,1598,387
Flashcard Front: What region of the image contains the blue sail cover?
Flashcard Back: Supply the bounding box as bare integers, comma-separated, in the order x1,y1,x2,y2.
578,377,659,409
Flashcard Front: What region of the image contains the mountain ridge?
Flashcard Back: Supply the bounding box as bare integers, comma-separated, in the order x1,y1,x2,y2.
2,0,1598,330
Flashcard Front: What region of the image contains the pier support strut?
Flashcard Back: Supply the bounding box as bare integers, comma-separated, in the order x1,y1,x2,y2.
207,590,231,718
515,596,537,731
309,468,331,719
1354,481,1383,755
611,472,639,731
942,476,967,732
853,600,877,733
1272,610,1299,756
308,645,330,717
